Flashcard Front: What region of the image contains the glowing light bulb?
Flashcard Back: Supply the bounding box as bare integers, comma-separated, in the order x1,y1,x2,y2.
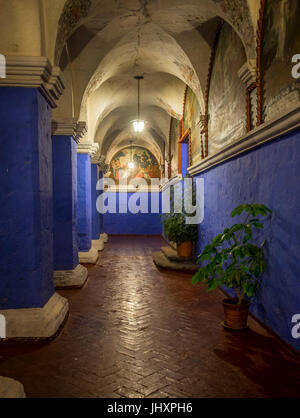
133,120,145,132
128,162,135,169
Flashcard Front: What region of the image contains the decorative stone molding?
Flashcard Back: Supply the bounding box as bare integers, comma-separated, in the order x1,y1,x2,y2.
78,247,99,264
0,56,64,108
256,0,267,126
91,152,110,173
77,143,99,157
0,293,69,339
52,119,87,143
55,0,92,65
188,105,300,176
54,264,88,289
198,114,207,132
0,377,26,398
161,174,183,192
91,152,105,165
238,60,256,87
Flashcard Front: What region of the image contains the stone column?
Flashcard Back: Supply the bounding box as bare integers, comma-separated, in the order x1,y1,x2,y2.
91,162,104,251
77,143,99,264
98,171,107,243
0,57,68,339
97,158,109,244
0,377,26,398
51,120,88,288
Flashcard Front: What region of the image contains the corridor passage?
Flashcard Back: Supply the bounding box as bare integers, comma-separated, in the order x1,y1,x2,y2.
0,236,299,398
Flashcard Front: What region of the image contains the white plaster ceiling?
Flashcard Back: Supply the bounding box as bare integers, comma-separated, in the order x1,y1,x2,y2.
51,0,255,162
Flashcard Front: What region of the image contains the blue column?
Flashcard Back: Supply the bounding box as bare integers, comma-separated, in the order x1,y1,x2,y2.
52,136,79,270
99,171,104,235
91,164,100,241
91,164,105,251
0,88,55,309
77,153,92,252
77,148,99,264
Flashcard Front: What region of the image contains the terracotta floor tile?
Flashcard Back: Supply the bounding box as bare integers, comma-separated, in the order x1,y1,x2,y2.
0,236,299,398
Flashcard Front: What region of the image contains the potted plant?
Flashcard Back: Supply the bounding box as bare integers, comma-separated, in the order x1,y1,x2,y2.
163,212,198,257
162,174,198,257
192,203,272,330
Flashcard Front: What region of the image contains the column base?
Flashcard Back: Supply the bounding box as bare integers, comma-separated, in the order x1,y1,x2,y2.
54,264,88,289
78,246,99,264
0,293,69,340
0,377,26,398
92,236,105,251
101,233,108,243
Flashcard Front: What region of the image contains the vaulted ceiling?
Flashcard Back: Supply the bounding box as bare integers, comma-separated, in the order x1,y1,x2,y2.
49,0,257,162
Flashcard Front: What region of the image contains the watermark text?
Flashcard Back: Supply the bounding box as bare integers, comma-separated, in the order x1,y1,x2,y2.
0,54,6,79
291,314,300,339
292,54,300,79
96,176,204,225
0,314,6,339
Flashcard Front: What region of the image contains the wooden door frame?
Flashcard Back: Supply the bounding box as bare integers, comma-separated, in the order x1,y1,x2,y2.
178,127,191,175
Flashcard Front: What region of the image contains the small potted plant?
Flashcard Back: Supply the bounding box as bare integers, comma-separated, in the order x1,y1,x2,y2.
162,174,198,257
192,203,272,330
163,213,198,257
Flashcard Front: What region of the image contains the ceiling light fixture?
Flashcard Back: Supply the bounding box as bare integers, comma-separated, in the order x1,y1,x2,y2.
133,75,145,133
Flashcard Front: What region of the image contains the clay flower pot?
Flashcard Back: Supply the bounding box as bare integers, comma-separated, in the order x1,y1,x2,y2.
177,241,193,258
222,298,250,330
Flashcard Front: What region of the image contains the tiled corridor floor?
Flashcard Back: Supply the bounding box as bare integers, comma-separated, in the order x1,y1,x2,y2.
0,236,299,398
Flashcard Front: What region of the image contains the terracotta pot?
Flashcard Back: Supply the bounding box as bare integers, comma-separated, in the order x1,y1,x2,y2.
177,241,193,257
222,298,250,330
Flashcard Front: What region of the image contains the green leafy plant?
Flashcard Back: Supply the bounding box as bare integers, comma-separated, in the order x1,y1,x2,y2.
163,212,198,245
192,203,272,304
162,175,198,245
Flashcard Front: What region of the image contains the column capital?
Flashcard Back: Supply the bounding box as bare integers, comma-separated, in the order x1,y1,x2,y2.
238,59,256,87
52,119,87,143
91,151,104,165
77,142,99,157
91,152,109,173
0,56,64,108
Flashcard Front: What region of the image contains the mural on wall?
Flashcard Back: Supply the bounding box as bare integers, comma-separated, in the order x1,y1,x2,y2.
183,87,202,165
107,146,161,184
55,0,92,65
208,23,247,155
262,0,300,121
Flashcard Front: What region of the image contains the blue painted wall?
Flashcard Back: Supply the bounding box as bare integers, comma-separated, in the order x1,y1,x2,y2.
103,192,162,235
77,153,92,251
181,142,189,177
52,136,79,270
195,128,300,351
91,164,100,240
0,88,55,309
